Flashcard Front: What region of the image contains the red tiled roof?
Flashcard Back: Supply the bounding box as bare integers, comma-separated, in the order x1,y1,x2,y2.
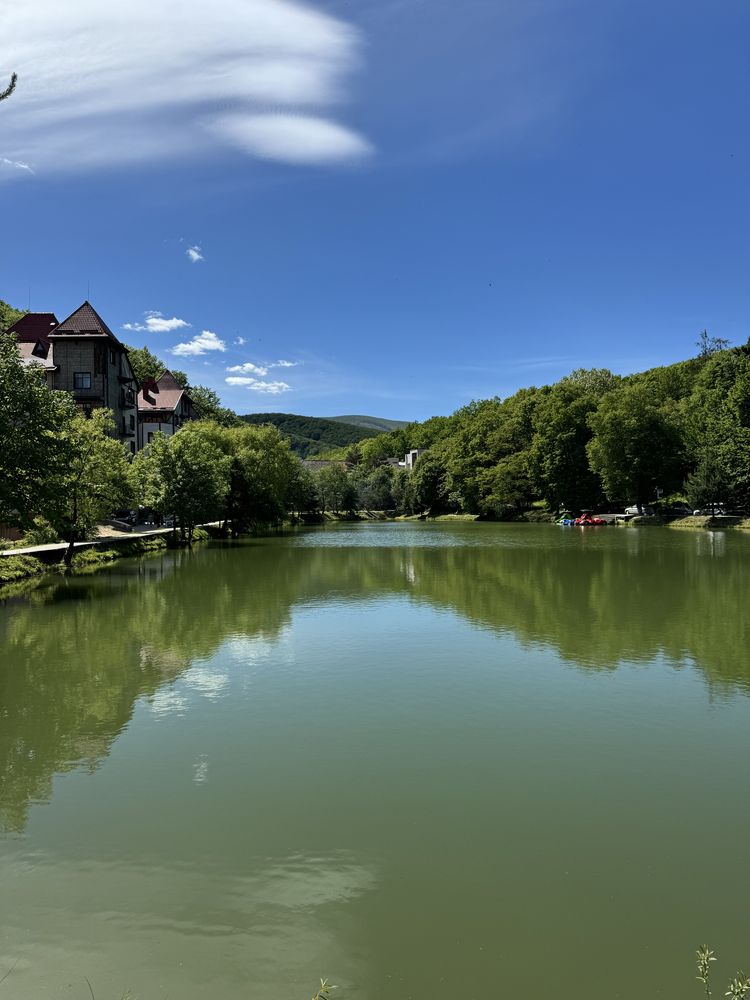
50,301,124,346
137,370,188,412
7,312,59,344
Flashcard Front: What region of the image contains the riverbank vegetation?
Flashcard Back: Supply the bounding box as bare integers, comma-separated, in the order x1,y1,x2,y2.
322,334,750,518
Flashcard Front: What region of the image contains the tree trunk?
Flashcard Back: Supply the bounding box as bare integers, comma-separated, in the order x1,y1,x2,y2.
63,537,75,567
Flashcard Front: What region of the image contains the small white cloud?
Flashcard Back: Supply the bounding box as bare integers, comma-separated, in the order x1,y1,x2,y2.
235,336,246,346
171,330,226,356
210,112,373,165
225,376,291,394
123,310,190,333
0,157,34,175
186,245,204,263
270,359,297,368
227,361,269,376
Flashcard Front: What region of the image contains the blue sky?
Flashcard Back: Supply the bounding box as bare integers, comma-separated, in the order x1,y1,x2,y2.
2,0,749,420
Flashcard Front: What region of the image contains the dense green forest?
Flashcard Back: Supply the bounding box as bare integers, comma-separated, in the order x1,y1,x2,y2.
240,412,381,457
328,414,408,433
324,332,750,517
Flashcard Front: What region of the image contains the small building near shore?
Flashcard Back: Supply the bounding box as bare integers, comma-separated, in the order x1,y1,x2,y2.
138,371,198,446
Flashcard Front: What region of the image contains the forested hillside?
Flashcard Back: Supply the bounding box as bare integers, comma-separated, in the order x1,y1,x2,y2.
326,333,750,517
328,415,408,433
240,412,380,457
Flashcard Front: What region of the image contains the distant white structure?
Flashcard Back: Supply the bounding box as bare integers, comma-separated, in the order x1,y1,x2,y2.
404,449,423,471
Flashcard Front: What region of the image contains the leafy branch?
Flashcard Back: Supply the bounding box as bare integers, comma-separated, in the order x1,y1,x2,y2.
697,946,749,1000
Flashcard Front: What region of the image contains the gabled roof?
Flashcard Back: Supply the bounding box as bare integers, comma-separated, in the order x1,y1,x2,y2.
7,312,59,345
138,370,190,412
50,301,124,346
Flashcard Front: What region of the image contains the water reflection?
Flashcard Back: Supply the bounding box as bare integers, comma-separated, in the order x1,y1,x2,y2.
0,849,374,999
1,523,749,832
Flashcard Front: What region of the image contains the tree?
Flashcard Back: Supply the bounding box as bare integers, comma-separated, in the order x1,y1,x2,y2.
0,299,25,333
316,464,356,513
45,409,134,565
0,333,78,530
221,423,298,531
134,423,230,543
287,464,319,517
696,329,730,359
529,370,618,510
587,383,687,510
410,451,450,515
188,384,240,426
354,464,396,510
685,451,732,513
125,344,188,388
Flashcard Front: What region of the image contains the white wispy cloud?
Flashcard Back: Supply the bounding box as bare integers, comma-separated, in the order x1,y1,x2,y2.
123,310,190,333
235,337,246,346
227,362,269,376
186,245,204,263
208,113,372,165
1,0,370,177
271,359,297,368
225,376,291,394
0,157,34,175
171,330,226,356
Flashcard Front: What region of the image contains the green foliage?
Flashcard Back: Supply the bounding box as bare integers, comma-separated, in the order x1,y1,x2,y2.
134,422,231,543
352,463,397,510
696,946,748,1000
330,414,408,432
311,979,337,1000
0,554,45,584
0,332,78,529
189,384,239,426
315,464,357,513
529,370,618,510
46,409,134,563
0,299,25,333
125,344,164,384
696,329,731,359
241,412,380,457
410,450,451,514
587,382,687,507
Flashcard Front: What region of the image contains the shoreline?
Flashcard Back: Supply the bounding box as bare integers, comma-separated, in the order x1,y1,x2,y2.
3,511,749,598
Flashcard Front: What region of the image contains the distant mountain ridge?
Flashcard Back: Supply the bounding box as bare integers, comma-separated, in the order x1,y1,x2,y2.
327,415,409,433
239,412,383,458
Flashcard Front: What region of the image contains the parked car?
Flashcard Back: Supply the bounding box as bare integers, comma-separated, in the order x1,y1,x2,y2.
663,503,693,517
693,506,726,516
624,505,655,516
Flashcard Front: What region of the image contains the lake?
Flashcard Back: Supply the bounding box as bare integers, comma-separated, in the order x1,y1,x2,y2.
1,522,749,1000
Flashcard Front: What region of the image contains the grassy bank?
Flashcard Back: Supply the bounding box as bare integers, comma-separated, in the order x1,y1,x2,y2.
0,529,211,593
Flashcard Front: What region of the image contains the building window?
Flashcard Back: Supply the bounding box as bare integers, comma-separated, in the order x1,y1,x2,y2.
74,372,92,390
78,403,94,419
148,431,155,443
110,349,116,365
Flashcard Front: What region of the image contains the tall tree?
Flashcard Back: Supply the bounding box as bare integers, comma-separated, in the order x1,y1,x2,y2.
529,369,618,510
46,409,134,565
125,344,187,388
587,383,687,509
134,424,230,544
315,464,356,514
0,333,77,529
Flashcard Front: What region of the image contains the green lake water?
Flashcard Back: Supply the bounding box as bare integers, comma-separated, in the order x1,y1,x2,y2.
1,522,749,999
